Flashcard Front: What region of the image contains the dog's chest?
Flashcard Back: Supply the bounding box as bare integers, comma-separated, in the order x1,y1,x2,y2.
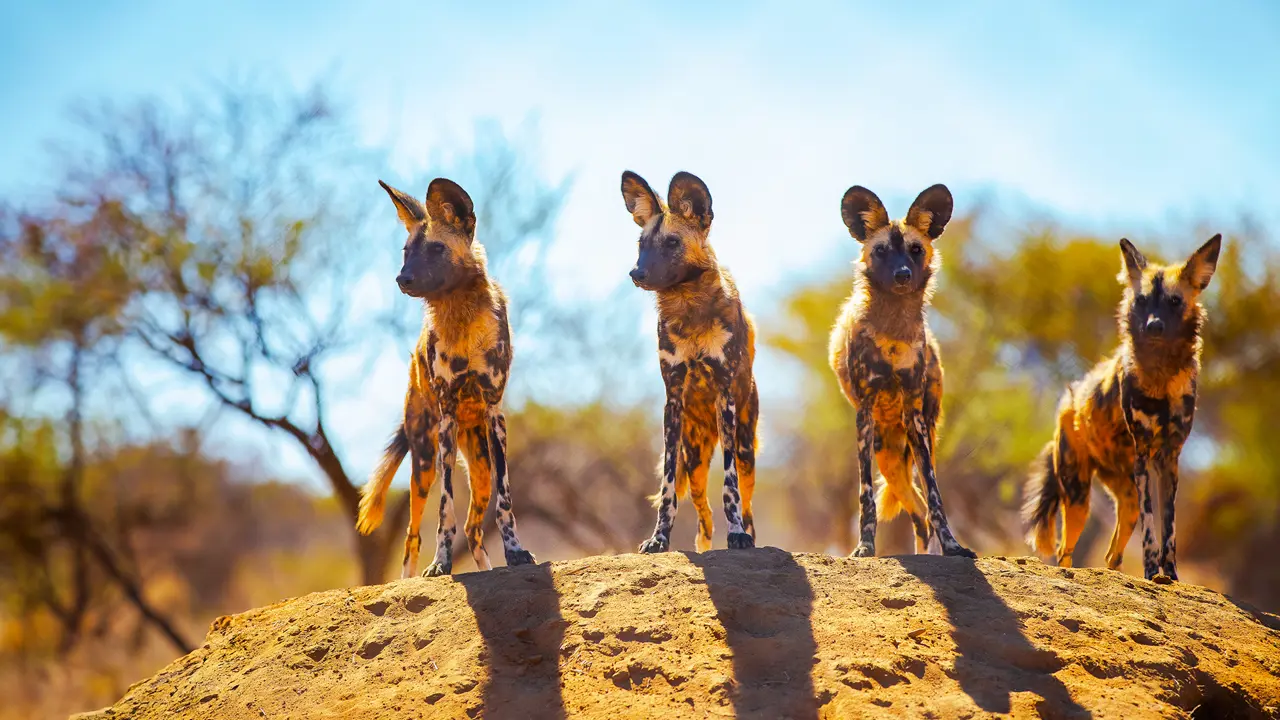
429,314,503,379
433,340,491,381
661,319,734,366
424,318,507,424
852,333,925,385
874,337,921,372
1125,373,1196,449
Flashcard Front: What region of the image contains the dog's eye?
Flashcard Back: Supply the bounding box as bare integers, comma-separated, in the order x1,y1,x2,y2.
873,245,888,257
1135,294,1147,305
428,243,446,255
909,244,923,256
1169,295,1182,308
664,236,681,249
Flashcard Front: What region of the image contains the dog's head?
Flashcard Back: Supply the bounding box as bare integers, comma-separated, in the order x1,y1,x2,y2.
380,178,483,300
1118,234,1221,350
840,184,952,296
620,171,718,292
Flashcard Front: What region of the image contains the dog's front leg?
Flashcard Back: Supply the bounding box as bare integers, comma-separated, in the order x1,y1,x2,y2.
640,360,687,553
489,408,535,566
906,409,976,558
423,408,459,577
851,403,878,557
710,363,752,550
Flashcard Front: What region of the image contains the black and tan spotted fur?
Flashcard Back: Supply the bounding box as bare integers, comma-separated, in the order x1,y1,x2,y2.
1024,234,1222,581
828,184,976,559
356,178,534,578
620,170,760,553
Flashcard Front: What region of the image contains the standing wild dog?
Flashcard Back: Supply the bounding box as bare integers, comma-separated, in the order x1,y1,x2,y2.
356,178,535,578
1024,235,1222,581
828,184,975,559
620,171,760,553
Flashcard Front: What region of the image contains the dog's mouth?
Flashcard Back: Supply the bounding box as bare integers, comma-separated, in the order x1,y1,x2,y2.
633,267,706,292
631,274,674,292
399,279,452,299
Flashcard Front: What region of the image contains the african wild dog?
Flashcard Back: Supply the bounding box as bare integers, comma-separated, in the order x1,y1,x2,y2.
355,178,535,578
620,170,760,553
1024,235,1221,581
828,184,976,559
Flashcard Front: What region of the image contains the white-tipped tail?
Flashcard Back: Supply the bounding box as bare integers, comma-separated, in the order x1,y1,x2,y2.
1022,443,1060,555
356,424,409,535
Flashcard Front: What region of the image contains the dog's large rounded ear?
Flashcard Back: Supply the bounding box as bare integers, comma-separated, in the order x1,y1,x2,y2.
667,171,713,231
425,178,476,238
1118,238,1148,288
379,180,426,231
905,184,953,240
839,186,888,243
621,171,662,228
1181,233,1222,291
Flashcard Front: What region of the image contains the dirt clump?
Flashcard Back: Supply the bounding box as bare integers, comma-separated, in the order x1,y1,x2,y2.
73,550,1280,719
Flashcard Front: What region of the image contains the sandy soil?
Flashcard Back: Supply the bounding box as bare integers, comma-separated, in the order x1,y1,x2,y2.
72,550,1280,719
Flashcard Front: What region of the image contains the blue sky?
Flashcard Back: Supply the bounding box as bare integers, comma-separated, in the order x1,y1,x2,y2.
2,1,1278,483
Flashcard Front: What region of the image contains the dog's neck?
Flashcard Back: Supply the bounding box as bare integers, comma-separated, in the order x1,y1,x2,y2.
425,274,492,343
655,265,728,331
856,278,929,342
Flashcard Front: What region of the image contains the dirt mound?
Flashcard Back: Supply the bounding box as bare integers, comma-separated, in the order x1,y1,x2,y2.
74,550,1280,719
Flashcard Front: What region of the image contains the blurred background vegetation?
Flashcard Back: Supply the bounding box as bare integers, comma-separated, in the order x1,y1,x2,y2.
1,80,1277,719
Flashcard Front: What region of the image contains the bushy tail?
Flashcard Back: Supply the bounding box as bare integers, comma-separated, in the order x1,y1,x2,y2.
1022,442,1060,556
649,451,690,508
876,478,902,522
878,473,931,520
356,424,409,535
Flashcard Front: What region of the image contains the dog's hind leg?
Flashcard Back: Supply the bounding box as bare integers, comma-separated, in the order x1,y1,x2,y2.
459,425,494,571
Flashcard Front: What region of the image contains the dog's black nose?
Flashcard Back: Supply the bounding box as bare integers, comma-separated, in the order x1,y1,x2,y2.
1145,317,1165,336
894,267,912,285
629,267,647,283
396,272,413,288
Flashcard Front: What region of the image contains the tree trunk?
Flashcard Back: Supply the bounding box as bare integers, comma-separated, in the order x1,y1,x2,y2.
356,533,392,587
353,494,412,585
59,339,90,652
254,416,412,585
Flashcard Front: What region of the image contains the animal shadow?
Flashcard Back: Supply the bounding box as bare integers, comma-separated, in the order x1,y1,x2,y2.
687,547,819,719
896,555,1091,718
458,561,567,720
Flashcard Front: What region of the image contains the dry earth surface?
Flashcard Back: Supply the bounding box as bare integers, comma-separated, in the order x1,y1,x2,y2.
73,550,1280,719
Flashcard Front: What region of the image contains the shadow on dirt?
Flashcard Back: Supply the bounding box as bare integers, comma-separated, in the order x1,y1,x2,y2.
458,561,567,720
897,555,1092,718
687,547,819,719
